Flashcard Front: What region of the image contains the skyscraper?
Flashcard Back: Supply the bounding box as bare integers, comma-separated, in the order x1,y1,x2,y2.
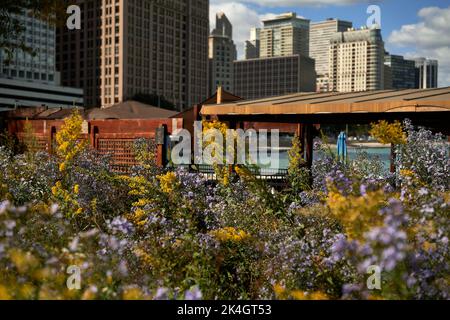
259,13,310,58
329,27,385,92
384,54,416,89
56,0,102,108
0,12,83,109
414,58,438,89
57,0,209,110
1,12,59,85
310,18,353,92
384,64,393,90
244,28,260,60
208,12,237,96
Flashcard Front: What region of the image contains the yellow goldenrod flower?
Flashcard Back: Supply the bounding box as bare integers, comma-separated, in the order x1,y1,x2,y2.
59,162,67,172
309,291,329,300
327,188,386,240
157,171,179,194
290,290,306,300
370,120,406,145
210,227,250,243
400,169,415,178
123,287,144,300
0,285,11,300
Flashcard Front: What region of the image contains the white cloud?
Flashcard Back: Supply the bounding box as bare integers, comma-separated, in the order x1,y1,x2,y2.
209,2,278,59
388,6,450,87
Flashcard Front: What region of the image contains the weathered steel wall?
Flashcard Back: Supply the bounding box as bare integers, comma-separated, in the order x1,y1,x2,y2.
7,118,183,170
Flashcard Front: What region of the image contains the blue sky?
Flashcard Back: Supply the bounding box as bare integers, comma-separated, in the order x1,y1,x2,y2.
210,0,450,86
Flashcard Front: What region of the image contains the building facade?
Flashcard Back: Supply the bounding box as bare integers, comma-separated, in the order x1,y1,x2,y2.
329,27,385,92
414,58,438,89
259,13,310,59
310,19,353,92
56,0,102,108
208,13,237,96
0,12,59,86
0,78,83,109
0,12,83,110
57,0,209,110
244,28,261,60
233,55,316,100
384,64,393,90
384,54,416,89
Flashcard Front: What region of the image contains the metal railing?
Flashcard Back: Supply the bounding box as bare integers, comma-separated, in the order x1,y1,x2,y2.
172,164,289,185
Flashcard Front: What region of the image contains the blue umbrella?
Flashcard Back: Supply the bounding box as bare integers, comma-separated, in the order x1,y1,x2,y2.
337,131,347,162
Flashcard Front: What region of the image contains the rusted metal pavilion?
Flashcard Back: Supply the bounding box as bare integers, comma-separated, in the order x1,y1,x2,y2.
201,87,450,168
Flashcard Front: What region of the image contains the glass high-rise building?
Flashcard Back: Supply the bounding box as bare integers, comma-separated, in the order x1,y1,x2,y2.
244,28,261,60
0,12,83,109
0,12,59,85
208,12,237,96
414,58,438,89
384,54,416,89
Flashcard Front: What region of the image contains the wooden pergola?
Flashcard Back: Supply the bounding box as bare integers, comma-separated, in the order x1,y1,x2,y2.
201,87,450,168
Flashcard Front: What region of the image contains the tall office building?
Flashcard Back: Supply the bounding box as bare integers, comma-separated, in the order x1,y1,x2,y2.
211,12,232,39
384,64,393,90
56,0,102,108
414,58,438,89
329,27,385,92
310,18,353,92
233,55,316,100
259,13,310,58
384,54,416,89
244,28,261,60
0,12,59,85
57,0,209,110
0,12,83,109
208,12,237,96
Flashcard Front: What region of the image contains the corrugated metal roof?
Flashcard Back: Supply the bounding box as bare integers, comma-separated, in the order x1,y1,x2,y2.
201,87,450,116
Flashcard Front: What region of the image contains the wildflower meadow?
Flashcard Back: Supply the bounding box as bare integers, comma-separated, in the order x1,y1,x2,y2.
0,112,448,300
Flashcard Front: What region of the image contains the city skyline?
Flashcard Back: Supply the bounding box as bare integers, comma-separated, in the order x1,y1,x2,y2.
57,0,209,110
210,0,450,87
0,1,447,111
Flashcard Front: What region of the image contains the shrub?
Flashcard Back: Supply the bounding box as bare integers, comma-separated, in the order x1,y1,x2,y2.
0,119,448,300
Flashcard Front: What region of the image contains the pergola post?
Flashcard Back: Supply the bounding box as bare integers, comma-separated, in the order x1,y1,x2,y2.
48,126,56,154
156,125,168,168
90,124,99,150
390,144,396,173
296,123,314,169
